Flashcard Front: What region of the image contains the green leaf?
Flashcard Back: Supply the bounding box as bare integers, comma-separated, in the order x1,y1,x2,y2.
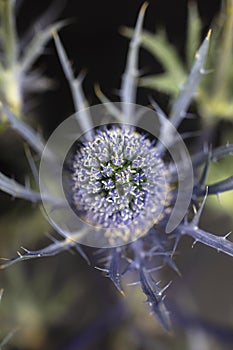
139,73,181,95
123,27,186,83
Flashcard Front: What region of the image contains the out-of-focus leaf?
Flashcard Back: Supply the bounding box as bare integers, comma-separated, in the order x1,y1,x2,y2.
139,73,181,95
123,27,186,85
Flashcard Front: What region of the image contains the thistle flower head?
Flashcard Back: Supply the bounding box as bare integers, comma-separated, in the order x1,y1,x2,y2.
71,124,168,242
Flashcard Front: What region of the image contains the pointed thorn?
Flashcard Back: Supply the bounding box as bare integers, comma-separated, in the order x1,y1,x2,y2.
207,29,212,40
119,289,126,297
171,234,181,257
192,240,198,248
147,265,164,273
200,68,214,75
94,266,109,273
224,231,232,240
76,69,87,84
20,246,30,253
160,281,172,295
52,29,58,39
140,2,149,15
193,204,197,215
191,187,208,228
94,83,101,97
127,281,141,286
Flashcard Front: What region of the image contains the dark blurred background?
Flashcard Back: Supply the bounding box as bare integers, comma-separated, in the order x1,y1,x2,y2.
2,1,233,350
17,0,221,133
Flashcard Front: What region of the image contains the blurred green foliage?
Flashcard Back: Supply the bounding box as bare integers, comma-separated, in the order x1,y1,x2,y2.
0,0,61,120
124,0,233,123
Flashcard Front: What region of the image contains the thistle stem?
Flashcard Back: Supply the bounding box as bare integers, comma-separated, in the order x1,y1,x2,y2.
1,0,18,67
213,0,233,98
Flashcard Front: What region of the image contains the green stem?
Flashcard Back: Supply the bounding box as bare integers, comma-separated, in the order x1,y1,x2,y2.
213,0,233,97
1,0,17,67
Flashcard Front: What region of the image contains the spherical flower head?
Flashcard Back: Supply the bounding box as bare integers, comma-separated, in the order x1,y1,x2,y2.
71,124,169,244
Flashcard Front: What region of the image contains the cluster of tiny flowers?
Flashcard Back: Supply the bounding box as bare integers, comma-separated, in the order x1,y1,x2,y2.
72,125,169,242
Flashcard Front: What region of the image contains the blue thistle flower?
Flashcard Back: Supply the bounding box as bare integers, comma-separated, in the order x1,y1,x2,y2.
71,124,168,243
